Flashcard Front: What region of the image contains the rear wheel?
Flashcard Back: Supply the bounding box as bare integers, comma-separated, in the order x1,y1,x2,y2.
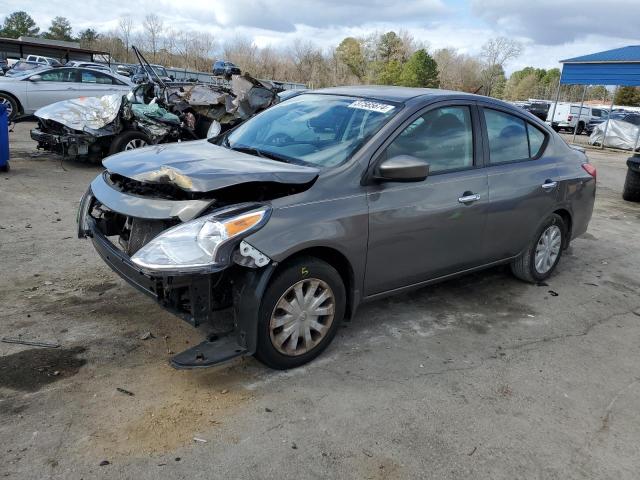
511,214,567,283
576,122,585,135
0,93,19,122
108,131,150,155
255,257,346,369
622,168,640,202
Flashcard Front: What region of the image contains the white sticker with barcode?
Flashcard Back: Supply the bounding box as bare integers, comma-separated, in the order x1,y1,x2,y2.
348,100,395,113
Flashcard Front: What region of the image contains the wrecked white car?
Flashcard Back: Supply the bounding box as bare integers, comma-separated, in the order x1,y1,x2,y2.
30,75,283,161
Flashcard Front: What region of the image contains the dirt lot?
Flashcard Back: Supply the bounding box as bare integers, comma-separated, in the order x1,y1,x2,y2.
1,122,639,479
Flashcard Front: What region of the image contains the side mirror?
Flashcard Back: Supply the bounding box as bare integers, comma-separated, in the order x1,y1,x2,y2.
376,155,429,182
29,74,42,82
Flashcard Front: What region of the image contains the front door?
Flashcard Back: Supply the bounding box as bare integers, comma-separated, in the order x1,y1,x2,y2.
25,68,78,110
365,103,489,296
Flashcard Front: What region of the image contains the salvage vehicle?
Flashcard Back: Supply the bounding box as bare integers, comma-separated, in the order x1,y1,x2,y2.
78,87,596,370
31,74,283,160
0,65,132,121
212,60,241,78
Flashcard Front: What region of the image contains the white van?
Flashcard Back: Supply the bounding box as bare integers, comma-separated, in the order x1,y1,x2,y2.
546,103,598,134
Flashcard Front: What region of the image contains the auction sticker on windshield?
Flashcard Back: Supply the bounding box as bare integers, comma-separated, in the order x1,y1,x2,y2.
348,100,395,113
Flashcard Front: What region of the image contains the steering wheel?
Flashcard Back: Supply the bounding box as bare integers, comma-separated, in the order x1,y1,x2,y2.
265,132,294,146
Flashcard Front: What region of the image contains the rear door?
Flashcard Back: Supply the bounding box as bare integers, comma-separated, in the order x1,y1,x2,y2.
76,69,129,97
365,101,489,296
480,105,559,262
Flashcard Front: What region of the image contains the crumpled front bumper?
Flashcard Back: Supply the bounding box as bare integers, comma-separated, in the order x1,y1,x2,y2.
78,189,276,368
31,128,97,155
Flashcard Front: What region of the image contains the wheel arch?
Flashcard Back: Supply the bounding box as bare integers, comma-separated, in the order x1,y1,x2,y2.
274,246,357,320
0,90,23,115
552,207,572,248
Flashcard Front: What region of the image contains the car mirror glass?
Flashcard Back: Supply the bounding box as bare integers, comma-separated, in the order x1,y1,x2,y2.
376,155,429,182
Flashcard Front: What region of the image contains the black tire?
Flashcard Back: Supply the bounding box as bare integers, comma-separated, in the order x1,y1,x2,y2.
511,213,567,283
108,130,150,155
255,256,346,369
551,125,560,132
622,168,640,202
0,93,19,122
576,122,584,135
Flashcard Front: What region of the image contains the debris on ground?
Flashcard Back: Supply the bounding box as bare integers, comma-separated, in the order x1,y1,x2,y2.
116,387,135,396
548,290,559,297
99,460,110,466
1,337,60,348
139,331,154,341
193,437,208,443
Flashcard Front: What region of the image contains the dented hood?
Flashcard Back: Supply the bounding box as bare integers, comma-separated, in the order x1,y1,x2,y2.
102,139,319,192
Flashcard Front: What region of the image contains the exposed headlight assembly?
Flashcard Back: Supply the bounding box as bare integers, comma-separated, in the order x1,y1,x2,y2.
131,206,270,272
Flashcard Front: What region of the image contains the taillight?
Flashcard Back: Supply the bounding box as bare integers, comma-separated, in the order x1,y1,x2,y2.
568,115,573,121
582,163,596,180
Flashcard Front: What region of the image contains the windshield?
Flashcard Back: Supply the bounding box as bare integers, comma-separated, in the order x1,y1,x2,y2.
224,94,398,168
152,66,168,77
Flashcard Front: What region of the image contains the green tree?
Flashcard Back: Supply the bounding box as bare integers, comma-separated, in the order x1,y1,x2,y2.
614,86,640,106
336,37,366,80
0,11,39,38
43,16,73,41
376,60,403,85
377,31,403,63
78,28,99,48
399,49,439,88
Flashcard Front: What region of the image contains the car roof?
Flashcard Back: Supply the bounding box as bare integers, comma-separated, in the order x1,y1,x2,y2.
309,85,476,103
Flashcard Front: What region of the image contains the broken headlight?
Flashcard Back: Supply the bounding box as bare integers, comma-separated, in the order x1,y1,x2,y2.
130,207,269,271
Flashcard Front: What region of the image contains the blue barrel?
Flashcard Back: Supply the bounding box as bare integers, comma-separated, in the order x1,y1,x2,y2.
0,103,8,172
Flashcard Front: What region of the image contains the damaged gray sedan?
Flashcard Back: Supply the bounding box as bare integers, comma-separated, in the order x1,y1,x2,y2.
79,87,596,369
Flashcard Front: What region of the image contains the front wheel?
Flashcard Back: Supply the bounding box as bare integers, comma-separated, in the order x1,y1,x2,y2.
511,214,567,283
108,131,150,155
255,257,346,369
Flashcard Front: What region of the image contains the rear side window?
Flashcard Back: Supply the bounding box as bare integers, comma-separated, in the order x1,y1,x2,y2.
40,68,76,82
528,125,546,157
81,70,114,84
484,109,547,163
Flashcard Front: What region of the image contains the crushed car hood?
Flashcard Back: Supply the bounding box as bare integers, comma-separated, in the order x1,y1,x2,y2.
35,94,123,132
103,139,320,192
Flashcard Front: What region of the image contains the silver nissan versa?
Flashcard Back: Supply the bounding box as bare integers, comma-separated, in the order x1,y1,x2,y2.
78,86,596,369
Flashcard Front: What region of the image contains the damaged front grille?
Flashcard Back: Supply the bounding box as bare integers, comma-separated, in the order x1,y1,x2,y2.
90,201,176,256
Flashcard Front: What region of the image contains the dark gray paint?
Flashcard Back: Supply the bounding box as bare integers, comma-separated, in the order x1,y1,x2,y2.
103,139,319,193
92,88,596,315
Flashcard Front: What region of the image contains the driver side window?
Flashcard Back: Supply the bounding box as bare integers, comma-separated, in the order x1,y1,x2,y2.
385,106,474,174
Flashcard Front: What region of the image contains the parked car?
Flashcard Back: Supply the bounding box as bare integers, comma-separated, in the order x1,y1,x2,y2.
65,60,112,73
78,87,596,370
589,112,640,150
584,107,611,135
25,55,62,67
212,60,241,77
131,64,172,84
4,60,43,78
0,66,132,121
523,101,550,122
0,58,9,75
114,64,134,77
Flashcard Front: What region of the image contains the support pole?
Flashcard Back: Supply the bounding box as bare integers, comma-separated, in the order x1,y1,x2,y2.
633,122,640,153
600,86,618,150
548,74,562,129
572,85,588,144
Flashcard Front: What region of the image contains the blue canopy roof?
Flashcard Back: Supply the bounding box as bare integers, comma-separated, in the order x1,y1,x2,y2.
561,46,640,64
559,46,640,86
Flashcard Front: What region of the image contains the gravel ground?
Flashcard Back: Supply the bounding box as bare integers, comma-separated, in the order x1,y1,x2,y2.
1,121,639,479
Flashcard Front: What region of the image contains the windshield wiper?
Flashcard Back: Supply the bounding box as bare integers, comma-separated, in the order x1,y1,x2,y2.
229,145,298,164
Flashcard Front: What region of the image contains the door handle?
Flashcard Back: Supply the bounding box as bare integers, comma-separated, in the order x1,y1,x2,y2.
541,180,558,190
458,193,481,204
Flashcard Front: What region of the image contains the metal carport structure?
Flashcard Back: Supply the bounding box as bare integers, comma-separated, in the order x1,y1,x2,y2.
551,45,640,147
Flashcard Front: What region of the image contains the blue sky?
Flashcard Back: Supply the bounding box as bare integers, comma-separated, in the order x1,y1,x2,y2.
2,0,639,74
